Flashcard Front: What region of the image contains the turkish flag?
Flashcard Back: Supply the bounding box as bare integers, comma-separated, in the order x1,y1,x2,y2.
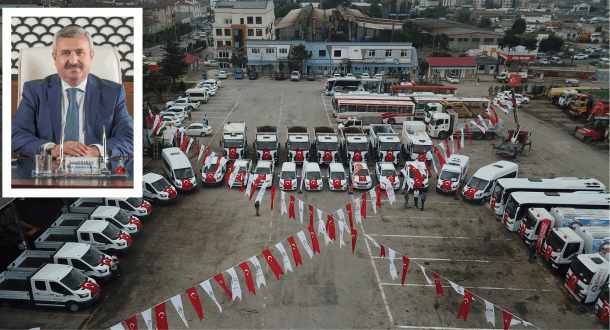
602,301,609,324
361,193,367,219
385,150,394,162
464,187,478,199
378,242,386,258
503,210,509,224
201,148,211,166
433,146,447,168
283,180,292,190
270,186,276,211
431,272,443,297
309,179,318,189
401,256,410,286
567,273,579,292
249,175,263,201
206,173,216,183
239,171,246,192
229,148,237,159
324,151,332,162
262,150,271,160
213,273,234,302
186,287,204,321
288,196,296,219
99,257,112,266
238,261,256,295
455,130,461,151
309,205,314,228
353,151,362,162
502,310,513,330
163,187,176,198
326,214,336,241
139,201,152,213
519,223,527,237
287,236,303,267
128,218,142,230
465,124,473,144
117,233,132,246
295,150,304,161
351,228,357,255
444,139,451,158
225,162,234,185
375,185,382,209
125,315,138,329
508,74,521,87
544,245,553,260
441,180,452,190
307,225,321,255
182,178,192,190
262,249,284,280
333,179,342,189
490,196,497,211
155,302,169,330
79,280,99,297
457,290,473,321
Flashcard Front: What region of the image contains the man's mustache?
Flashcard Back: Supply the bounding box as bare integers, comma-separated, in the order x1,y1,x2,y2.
65,63,82,69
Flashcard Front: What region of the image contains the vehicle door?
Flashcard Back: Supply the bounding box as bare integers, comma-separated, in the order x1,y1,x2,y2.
119,200,135,212
89,233,111,250
143,182,155,199
32,279,52,302
72,259,94,277
49,281,71,304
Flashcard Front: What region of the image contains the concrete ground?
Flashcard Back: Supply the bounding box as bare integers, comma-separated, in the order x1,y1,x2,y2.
1,76,608,330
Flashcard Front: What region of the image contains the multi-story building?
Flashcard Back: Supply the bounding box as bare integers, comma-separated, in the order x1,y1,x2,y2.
212,0,275,54
174,0,203,24
502,0,513,8
474,0,485,9
246,40,418,76
143,3,176,29
144,17,164,35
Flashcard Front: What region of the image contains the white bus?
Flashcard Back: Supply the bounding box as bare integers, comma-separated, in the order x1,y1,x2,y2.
503,191,610,232
325,77,381,94
491,177,606,216
335,99,415,125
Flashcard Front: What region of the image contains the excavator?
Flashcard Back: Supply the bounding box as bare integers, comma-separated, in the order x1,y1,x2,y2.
492,90,532,158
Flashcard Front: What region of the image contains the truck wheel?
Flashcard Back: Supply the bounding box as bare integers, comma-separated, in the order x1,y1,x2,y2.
582,136,592,143
484,132,494,140
437,131,448,140
67,301,80,312
473,132,484,140
387,118,396,125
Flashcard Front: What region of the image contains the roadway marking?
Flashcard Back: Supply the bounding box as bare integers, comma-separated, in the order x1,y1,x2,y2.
80,294,108,329
377,216,481,221
381,283,557,292
207,100,240,144
278,92,283,126
366,234,513,241
320,93,333,126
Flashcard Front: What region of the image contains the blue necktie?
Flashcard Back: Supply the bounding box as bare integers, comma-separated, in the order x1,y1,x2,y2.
64,88,80,142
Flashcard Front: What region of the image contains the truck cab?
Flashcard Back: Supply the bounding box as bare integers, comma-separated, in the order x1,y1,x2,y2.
279,162,297,191
254,126,280,164
436,155,469,194
88,206,141,235
369,124,400,165
340,127,368,164
36,221,132,254
542,226,609,270
314,127,340,164
402,121,433,161
521,208,610,245
142,173,177,204
565,253,609,303
70,198,151,219
286,126,310,163
221,122,247,160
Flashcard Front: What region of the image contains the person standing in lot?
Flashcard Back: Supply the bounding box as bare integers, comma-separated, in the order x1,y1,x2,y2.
528,241,537,264
420,191,427,211
404,189,410,209
205,114,209,126
254,200,260,216
110,255,123,279
187,108,192,121
476,78,480,87
413,189,420,209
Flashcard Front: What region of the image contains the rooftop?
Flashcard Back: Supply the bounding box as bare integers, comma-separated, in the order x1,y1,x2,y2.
428,57,476,68
411,18,504,37
215,1,270,9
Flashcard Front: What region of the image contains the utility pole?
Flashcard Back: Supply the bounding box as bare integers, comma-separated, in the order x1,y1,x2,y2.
570,30,580,67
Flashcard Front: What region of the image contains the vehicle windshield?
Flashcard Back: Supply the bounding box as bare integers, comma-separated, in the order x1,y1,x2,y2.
307,172,321,180
413,145,432,154
355,169,369,176
81,246,104,267
257,141,277,150
569,258,595,285
151,178,171,192
379,141,400,151
467,177,489,190
523,211,538,229
234,164,248,174
330,171,345,180
545,231,565,252
348,142,368,151
318,141,338,151
114,210,131,225
203,165,217,173
381,169,395,176
290,142,309,150
280,171,296,180
224,139,243,148
101,223,121,240
408,167,428,179
505,196,518,219
126,198,142,207
492,183,505,200
440,170,459,181
60,268,88,292
174,168,194,180
256,167,271,175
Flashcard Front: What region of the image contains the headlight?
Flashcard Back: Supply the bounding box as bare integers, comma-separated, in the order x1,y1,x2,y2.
117,242,126,246
160,192,168,198
78,293,89,298
176,181,182,187
99,269,108,273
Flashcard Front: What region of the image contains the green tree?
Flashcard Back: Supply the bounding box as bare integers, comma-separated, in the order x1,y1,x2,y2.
498,34,521,50
485,0,501,9
538,34,564,54
230,53,241,68
429,50,452,57
418,58,429,73
478,17,492,29
144,70,171,102
433,33,450,51
290,44,312,72
278,61,285,72
520,36,538,51
159,32,189,87
455,8,473,24
368,0,382,18
510,18,526,34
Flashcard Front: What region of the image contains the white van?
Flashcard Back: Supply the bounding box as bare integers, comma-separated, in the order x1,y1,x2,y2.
436,155,469,194
279,162,297,191
599,58,610,66
162,147,197,191
304,163,323,191
462,160,517,203
142,173,177,204
184,88,209,103
327,163,347,191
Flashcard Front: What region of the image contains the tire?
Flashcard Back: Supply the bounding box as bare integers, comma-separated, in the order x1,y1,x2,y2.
387,117,396,125
437,131,448,140
582,136,592,143
67,301,80,312
473,132,484,140
200,132,207,137
484,132,494,140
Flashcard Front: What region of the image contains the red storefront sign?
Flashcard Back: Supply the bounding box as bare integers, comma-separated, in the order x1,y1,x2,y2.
498,53,535,61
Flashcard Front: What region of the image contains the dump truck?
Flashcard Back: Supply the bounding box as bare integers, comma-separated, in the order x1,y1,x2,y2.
53,208,140,236
423,99,489,126
254,126,280,164
569,90,610,118
369,124,400,165
401,121,433,161
220,122,247,160
520,207,610,245
285,126,310,163
548,87,603,104
314,126,340,164
339,127,369,165
542,226,609,271
427,109,502,140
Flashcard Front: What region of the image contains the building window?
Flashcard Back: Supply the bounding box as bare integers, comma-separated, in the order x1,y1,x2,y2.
367,50,376,57
484,38,494,43
400,49,408,57
251,48,260,54
225,41,231,46
279,48,288,54
266,48,275,54
218,51,229,58
153,16,158,19
216,29,222,36
256,29,262,36
256,16,262,24
247,17,253,24
248,29,254,36
334,49,341,57
385,50,392,57
216,41,223,48
448,38,454,41
240,18,244,24
355,66,361,71
219,62,230,68
319,50,326,57
472,38,480,42
224,29,231,36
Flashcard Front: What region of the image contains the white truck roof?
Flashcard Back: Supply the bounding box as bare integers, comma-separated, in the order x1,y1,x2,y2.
31,264,72,281
257,134,277,142
443,155,469,173
318,135,338,142
289,135,308,142
403,121,426,132
578,253,609,272
55,242,91,260
143,173,164,183
329,163,345,172
162,148,191,169
224,122,246,133
472,161,517,181
80,220,109,233
90,206,120,218
281,162,296,172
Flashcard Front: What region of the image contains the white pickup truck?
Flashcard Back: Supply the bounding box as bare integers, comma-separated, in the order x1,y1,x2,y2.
165,97,201,110
0,264,100,312
69,197,152,219
52,209,140,236
36,220,132,254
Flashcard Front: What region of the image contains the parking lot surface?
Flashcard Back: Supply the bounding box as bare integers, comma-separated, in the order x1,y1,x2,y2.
1,75,608,329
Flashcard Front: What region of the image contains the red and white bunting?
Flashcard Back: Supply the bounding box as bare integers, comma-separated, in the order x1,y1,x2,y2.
449,134,455,155
502,310,513,330
351,228,358,255
361,193,367,219
346,203,354,228
270,186,276,210
186,287,204,321
152,116,164,135
308,205,314,227
433,272,444,297
141,308,153,330
426,150,438,173
274,242,293,273
317,209,332,245
238,261,256,295
200,279,223,313
388,248,398,280
432,146,447,169
154,302,169,330
125,315,138,330
204,151,215,169
418,264,434,285
326,214,336,241
215,157,228,178
262,249,285,280
280,191,287,215
448,280,465,295
354,199,362,224
248,256,267,289
457,290,473,321
110,323,126,330
375,185,382,209
337,219,346,248
382,178,396,204
201,148,211,166
197,143,205,161
477,114,489,132
255,181,268,204
287,236,303,267
307,225,322,255
401,256,410,286
249,175,263,201
444,139,451,158
297,230,315,259
298,200,304,224
185,137,195,154
170,294,189,328
289,196,296,219
365,234,380,249
226,267,242,302
213,273,233,301
484,299,495,326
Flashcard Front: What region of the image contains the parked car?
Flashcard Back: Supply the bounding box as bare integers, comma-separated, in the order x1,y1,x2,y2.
514,94,530,104
587,52,602,58
550,56,562,64
333,73,341,78
446,74,459,84
374,73,383,79
275,72,285,80
291,71,301,81
361,73,370,79
203,60,218,67
571,54,588,60
160,113,182,127
249,71,259,79
539,58,549,64
165,97,200,110
346,73,354,77
307,72,315,81
160,107,186,120
252,161,274,186
180,123,212,137
218,71,228,79
235,69,244,79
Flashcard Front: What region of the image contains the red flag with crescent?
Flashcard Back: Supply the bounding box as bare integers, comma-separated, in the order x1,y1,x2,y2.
213,273,234,302
295,150,304,161
249,175,264,201
289,196,296,219
361,193,367,219
602,301,609,324
326,214,336,241
490,196,497,211
519,222,527,237
324,151,332,162
262,249,284,280
79,280,99,297
351,228,357,255
309,205,314,227
125,315,138,329
385,150,395,162
433,146,447,168
155,302,169,330
544,245,553,260
457,290,473,321
201,148,211,166
433,272,444,297
401,256,410,286
346,203,354,228
378,241,386,258
464,187,478,199
418,153,432,177
376,185,382,208
239,170,247,192
224,162,234,185
444,139,450,158
508,74,520,87
465,124,472,144
353,151,362,162
287,236,303,267
455,131,461,151
502,310,513,330
262,150,271,160
351,163,364,191
567,273,579,292
229,148,237,159
270,186,276,211
307,225,321,255
181,178,192,191
238,261,256,295
186,287,204,321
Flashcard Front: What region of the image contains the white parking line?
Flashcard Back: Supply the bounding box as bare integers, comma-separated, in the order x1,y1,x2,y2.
366,234,513,241
320,93,332,126
381,283,557,292
378,216,480,221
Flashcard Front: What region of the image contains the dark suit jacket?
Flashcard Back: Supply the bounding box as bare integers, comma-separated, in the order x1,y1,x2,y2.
11,74,134,158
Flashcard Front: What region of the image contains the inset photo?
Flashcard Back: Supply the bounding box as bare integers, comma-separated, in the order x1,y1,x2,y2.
2,8,143,197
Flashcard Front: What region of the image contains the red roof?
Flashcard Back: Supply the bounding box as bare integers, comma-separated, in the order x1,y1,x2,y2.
148,65,162,71
427,57,476,68
184,53,198,64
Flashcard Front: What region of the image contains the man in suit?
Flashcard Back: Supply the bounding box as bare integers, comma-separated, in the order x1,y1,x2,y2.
11,25,133,159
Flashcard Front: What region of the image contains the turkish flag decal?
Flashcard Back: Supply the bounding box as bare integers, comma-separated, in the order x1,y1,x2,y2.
433,272,444,297
289,196,296,219
262,249,285,280
287,236,303,267
117,232,132,246
385,150,394,162
79,280,99,297
601,301,609,324
326,214,336,241
503,210,509,224
139,202,152,213
457,290,473,321
544,245,552,260
181,178,192,190
155,302,169,330
229,148,237,159
567,273,579,292
295,151,304,161
441,180,452,190
283,180,292,190
238,261,256,295
262,150,271,160
353,151,362,162
465,187,478,199
519,223,526,237
351,228,357,255
163,187,176,198
99,257,112,266
324,151,332,162
490,196,497,210
206,173,216,182
502,310,513,330
333,179,342,189
186,287,204,321
309,179,318,189
401,256,410,286
128,218,142,230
